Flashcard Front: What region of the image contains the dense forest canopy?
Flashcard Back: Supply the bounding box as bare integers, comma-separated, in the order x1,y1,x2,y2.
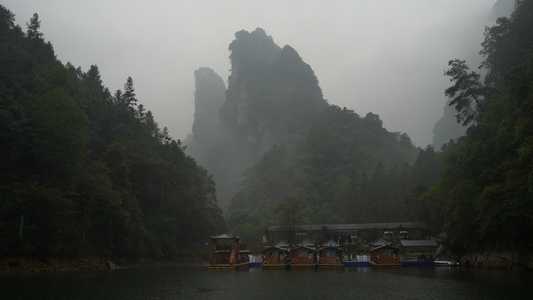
433,0,533,254
189,0,533,258
0,6,226,260
1,0,532,263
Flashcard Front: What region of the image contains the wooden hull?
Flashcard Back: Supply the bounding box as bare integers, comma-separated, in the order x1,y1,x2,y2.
262,264,290,269
290,263,318,269
318,263,344,269
208,262,250,270
370,261,401,267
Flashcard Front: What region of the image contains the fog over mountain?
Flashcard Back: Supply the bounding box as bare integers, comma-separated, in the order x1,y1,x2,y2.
3,0,509,147
431,0,514,149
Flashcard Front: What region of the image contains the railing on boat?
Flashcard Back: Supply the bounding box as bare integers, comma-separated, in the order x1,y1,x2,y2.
214,244,248,251
215,245,232,251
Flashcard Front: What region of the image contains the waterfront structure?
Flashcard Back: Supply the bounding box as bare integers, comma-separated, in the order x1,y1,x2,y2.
208,233,250,269
317,240,344,268
400,239,439,262
261,241,290,269
370,244,401,266
264,222,426,245
289,240,317,268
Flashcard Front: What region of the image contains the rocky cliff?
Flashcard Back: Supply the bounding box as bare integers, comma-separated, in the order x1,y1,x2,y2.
461,251,533,271
187,28,418,215
189,67,226,151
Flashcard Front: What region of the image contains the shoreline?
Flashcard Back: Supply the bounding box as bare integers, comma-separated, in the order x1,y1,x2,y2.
0,256,209,274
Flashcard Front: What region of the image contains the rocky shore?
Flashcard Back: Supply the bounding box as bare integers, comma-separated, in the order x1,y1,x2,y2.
460,251,533,271
0,256,208,273
0,257,117,273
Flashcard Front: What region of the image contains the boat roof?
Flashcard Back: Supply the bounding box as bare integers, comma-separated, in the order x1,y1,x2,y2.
274,240,291,248
291,245,317,252
299,239,315,247
318,239,342,251
372,244,400,251
210,233,239,240
370,237,389,247
262,244,290,252
321,239,341,247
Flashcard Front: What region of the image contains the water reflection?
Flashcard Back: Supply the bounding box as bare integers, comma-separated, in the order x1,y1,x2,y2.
1,266,532,299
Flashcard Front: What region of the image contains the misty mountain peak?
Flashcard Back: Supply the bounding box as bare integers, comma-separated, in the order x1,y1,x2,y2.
276,45,324,101
190,67,226,147
189,28,419,212
229,28,281,66
221,28,326,143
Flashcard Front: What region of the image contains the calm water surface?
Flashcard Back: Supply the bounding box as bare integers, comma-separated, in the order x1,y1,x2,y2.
1,266,532,299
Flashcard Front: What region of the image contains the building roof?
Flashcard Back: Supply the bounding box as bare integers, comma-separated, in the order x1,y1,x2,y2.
300,239,315,247
262,241,291,252
370,238,389,247
372,244,400,251
210,233,238,240
274,241,291,248
266,222,426,232
318,239,342,251
400,240,438,247
291,240,317,252
291,245,317,252
321,239,341,248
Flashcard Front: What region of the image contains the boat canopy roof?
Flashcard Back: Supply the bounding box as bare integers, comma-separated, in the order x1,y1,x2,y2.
372,244,400,251
318,239,342,251
210,233,239,240
370,237,389,247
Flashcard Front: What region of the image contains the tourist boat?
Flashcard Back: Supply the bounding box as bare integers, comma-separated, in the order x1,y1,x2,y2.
289,240,318,269
369,244,401,266
433,259,460,267
317,240,344,268
261,241,291,269
208,233,250,269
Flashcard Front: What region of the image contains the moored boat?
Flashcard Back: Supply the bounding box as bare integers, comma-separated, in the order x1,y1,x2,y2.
317,240,344,268
369,244,401,267
289,240,318,269
433,259,459,267
261,241,291,269
208,233,250,270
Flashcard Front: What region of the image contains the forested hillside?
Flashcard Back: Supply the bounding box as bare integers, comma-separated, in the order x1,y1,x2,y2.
430,0,513,150
3,0,530,265
187,28,427,242
421,0,533,255
189,0,533,259
0,6,226,260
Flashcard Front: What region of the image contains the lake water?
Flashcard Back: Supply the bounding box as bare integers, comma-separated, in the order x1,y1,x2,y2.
1,265,532,299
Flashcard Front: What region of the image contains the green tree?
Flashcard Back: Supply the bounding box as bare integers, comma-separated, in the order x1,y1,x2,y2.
0,6,227,260
444,59,487,126
274,196,306,228
436,0,533,255
26,13,42,40
28,88,87,182
123,76,137,109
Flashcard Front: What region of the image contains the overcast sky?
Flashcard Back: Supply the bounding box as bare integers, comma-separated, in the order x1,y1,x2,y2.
4,0,505,147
